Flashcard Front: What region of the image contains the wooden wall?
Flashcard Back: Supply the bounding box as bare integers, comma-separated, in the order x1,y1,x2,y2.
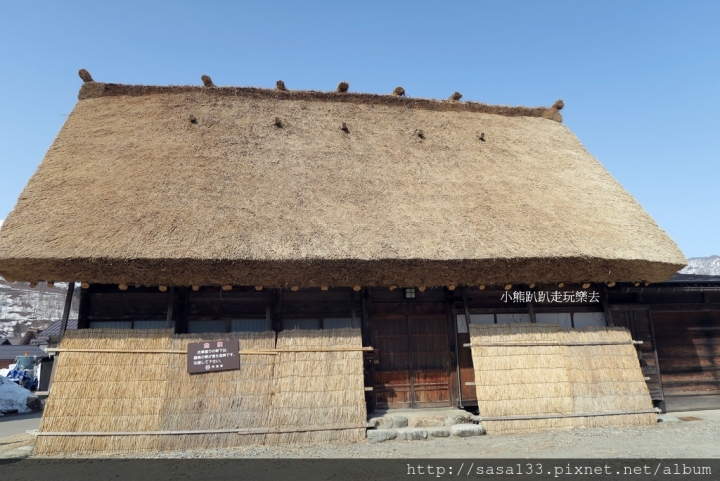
77,282,720,411
652,311,720,396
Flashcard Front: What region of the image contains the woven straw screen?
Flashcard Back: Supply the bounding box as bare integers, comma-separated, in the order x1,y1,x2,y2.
469,323,655,434
36,328,364,455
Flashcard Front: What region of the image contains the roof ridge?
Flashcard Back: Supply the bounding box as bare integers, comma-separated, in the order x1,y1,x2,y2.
78,82,564,122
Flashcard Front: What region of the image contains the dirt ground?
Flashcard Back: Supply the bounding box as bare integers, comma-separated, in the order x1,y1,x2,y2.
3,411,716,459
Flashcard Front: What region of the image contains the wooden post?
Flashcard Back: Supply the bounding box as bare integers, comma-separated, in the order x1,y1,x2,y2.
58,282,76,341
165,287,175,329
77,284,91,329
600,284,615,327
361,288,372,347
526,284,537,323
448,288,463,407
350,288,357,329
175,287,188,334
361,287,375,413
647,309,665,406
271,289,282,332
265,288,273,331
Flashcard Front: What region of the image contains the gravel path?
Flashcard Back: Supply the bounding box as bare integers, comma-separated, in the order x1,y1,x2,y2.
22,413,719,459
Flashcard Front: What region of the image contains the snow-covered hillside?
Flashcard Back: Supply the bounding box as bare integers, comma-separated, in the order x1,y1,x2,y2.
0,277,79,338
679,256,720,275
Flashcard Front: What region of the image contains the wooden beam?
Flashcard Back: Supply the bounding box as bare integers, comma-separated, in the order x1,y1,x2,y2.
37,423,367,437
463,306,604,314
610,303,720,312
478,409,658,422
48,347,374,355
464,341,642,347
58,282,75,341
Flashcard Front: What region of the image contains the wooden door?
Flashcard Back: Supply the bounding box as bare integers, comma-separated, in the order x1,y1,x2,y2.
653,311,720,396
372,303,451,408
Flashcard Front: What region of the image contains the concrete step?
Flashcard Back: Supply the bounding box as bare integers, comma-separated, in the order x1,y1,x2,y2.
366,408,485,442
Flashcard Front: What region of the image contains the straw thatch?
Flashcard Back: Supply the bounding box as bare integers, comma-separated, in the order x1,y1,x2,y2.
35,329,174,455
469,323,655,434
78,69,93,83
0,80,685,286
35,328,365,455
158,331,275,451
267,328,366,444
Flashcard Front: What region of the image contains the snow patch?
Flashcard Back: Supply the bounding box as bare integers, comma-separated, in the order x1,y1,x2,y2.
0,376,32,414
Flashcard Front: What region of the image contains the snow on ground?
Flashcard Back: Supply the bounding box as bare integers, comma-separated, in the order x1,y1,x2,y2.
0,376,32,415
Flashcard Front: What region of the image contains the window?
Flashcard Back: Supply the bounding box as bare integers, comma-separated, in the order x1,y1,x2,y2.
323,318,353,329
88,320,174,329
572,312,607,328
536,313,572,328
230,319,267,332
187,320,227,333
89,321,132,329
496,313,531,324
282,318,321,330
455,311,607,330
134,320,172,329
456,314,494,333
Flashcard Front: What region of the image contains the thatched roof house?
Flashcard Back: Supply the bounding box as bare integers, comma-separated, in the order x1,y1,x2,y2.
0,75,684,287
0,74,697,452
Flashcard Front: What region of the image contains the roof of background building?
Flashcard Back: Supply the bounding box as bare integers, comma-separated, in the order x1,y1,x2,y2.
0,344,47,360
36,318,78,341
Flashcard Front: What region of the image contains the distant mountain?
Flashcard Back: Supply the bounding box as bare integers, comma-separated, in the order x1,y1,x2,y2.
678,255,720,275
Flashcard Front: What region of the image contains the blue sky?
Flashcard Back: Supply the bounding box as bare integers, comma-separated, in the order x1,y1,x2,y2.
0,1,718,258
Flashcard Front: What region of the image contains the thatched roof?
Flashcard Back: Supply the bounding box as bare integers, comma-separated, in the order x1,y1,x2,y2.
0,78,685,287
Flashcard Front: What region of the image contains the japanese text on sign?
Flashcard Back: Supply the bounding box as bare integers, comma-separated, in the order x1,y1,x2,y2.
187,339,240,374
